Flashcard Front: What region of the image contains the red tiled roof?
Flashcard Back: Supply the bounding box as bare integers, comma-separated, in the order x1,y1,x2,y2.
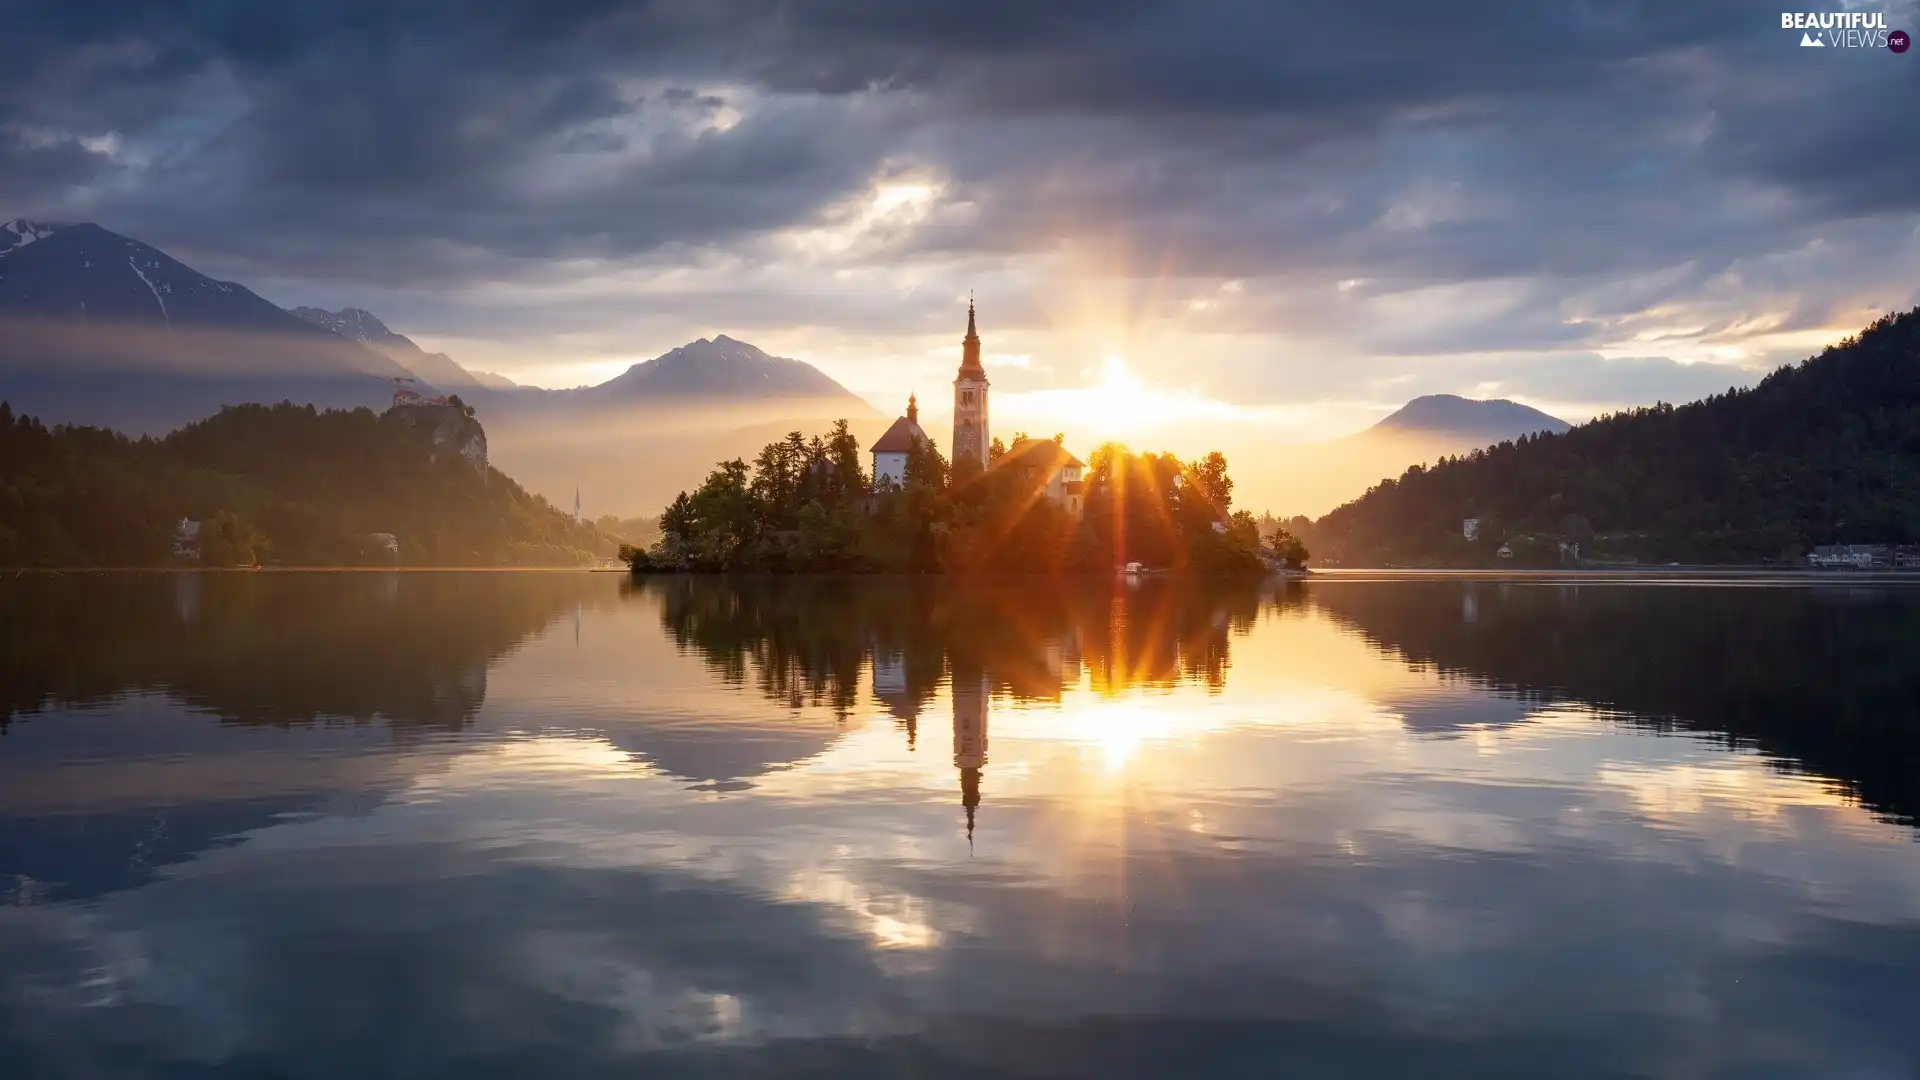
870,416,931,454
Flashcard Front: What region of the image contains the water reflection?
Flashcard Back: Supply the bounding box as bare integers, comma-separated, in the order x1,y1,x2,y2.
0,571,606,899
631,575,1285,837
1309,579,1920,827
3,573,1920,1077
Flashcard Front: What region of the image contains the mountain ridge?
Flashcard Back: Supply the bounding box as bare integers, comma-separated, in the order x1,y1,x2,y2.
0,220,413,432
1368,394,1569,441
289,306,483,392
0,222,876,450
1306,307,1920,565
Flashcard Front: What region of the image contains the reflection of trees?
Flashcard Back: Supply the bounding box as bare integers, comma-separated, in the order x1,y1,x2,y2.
630,576,1287,710
1311,582,1920,828
2,571,605,901
1,572,600,733
629,575,1289,845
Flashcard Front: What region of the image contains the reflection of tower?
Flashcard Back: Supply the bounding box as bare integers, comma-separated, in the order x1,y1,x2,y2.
952,668,989,848
872,648,919,749
173,572,201,624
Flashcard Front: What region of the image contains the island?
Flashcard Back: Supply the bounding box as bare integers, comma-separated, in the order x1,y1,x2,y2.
624,302,1309,578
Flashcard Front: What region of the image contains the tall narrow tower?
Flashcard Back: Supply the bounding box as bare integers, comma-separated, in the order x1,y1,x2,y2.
952,297,989,468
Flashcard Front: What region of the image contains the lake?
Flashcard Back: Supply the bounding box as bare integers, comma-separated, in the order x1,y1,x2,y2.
4,571,1920,1078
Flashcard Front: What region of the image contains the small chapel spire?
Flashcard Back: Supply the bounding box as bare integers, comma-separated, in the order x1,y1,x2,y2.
907,393,918,424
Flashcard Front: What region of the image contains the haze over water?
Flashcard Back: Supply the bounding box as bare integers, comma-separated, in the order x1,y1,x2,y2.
4,573,1920,1078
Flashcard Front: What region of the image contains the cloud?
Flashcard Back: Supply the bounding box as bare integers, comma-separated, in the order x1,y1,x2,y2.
1,0,1917,419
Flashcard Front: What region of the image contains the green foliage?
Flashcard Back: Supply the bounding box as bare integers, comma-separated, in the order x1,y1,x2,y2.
0,401,614,567
1311,307,1920,566
1269,527,1310,570
200,511,266,567
640,423,1271,576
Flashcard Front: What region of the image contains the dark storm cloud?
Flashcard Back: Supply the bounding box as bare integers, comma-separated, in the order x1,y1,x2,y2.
3,0,1917,410
5,0,1893,274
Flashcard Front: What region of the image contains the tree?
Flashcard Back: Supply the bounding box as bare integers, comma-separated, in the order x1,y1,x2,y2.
201,511,266,567
641,421,1269,578
1269,529,1310,570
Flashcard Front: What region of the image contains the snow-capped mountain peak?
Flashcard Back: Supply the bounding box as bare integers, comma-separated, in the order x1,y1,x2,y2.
0,218,61,258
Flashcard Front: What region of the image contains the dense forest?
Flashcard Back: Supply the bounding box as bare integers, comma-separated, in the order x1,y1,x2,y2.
0,400,613,566
631,422,1301,575
1306,306,1920,566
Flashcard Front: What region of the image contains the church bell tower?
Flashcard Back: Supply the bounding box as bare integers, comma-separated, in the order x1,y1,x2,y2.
953,297,989,468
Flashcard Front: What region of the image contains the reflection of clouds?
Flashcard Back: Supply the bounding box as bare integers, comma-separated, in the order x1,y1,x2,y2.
517,931,748,1049
1600,760,1856,824
8,588,1920,1074
784,869,945,953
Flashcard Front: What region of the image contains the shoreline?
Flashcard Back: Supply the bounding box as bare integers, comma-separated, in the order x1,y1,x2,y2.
9,565,1920,584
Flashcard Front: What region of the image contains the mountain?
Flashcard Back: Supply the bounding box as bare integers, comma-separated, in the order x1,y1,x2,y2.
0,220,409,432
581,334,871,405
1307,307,1920,566
1370,394,1569,442
0,221,873,516
289,306,487,391
475,335,883,516
1234,395,1572,518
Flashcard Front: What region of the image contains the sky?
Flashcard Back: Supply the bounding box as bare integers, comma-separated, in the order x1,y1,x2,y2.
5,0,1920,442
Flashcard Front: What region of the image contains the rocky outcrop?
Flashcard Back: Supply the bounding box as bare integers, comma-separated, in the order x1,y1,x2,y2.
389,400,488,473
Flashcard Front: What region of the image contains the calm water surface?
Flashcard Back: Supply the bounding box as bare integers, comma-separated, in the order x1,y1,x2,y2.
4,572,1920,1078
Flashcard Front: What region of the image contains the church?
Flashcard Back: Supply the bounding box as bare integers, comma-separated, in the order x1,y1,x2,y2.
869,300,1085,514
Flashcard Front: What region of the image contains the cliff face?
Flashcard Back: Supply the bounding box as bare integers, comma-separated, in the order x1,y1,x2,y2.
390,401,488,472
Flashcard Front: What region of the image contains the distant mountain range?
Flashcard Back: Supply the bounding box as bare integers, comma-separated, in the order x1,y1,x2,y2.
289,306,511,392
0,220,885,514
0,219,411,431
0,219,872,418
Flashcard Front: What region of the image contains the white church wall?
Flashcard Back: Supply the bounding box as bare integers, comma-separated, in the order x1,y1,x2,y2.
874,451,909,488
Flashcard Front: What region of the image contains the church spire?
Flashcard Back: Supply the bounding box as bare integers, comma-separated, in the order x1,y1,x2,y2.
957,295,984,378
907,393,918,424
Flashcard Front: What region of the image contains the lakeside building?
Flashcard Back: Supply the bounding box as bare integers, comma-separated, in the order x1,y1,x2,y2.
870,395,933,488
171,518,202,560
1808,544,1893,569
